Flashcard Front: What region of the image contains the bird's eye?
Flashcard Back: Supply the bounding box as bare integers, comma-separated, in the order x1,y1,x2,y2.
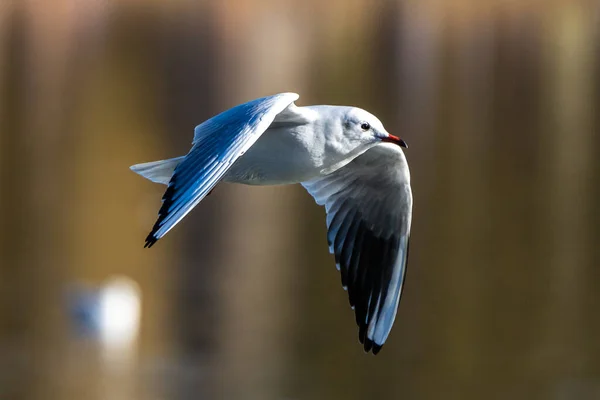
360,122,370,131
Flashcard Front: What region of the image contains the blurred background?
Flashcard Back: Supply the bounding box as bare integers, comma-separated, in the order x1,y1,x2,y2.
1,0,599,399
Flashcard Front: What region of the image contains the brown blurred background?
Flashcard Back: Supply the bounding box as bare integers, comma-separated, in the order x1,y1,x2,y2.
1,1,599,399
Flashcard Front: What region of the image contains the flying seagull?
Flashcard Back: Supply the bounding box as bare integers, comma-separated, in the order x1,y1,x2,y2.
130,93,412,354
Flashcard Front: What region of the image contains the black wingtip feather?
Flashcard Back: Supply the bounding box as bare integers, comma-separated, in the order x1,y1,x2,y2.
144,178,178,249
372,344,382,355
359,324,367,344
364,338,373,353
144,234,158,248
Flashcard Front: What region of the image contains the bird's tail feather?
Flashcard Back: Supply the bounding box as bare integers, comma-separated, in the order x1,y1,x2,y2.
130,157,184,185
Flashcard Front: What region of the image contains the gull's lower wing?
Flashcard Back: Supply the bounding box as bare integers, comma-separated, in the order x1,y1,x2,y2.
145,92,301,247
302,143,412,354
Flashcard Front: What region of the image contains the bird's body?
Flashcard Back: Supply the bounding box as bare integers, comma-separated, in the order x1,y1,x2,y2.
131,93,412,354
225,105,379,185
223,122,323,185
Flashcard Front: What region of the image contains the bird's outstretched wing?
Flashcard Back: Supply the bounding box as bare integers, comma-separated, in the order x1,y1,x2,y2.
302,143,412,354
145,92,301,247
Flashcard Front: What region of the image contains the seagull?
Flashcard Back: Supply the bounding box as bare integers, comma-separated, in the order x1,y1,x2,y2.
130,93,412,354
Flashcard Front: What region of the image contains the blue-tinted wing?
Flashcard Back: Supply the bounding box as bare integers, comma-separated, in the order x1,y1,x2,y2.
145,92,299,247
302,143,412,354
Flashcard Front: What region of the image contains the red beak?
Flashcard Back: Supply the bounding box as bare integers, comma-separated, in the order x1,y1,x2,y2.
383,134,408,148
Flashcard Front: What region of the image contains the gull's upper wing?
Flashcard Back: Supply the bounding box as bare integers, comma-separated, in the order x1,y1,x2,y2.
302,143,412,354
145,92,302,247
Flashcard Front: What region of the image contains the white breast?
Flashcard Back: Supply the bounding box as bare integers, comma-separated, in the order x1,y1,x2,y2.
224,124,357,185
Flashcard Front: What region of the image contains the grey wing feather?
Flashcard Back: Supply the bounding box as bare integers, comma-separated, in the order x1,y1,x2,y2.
302,143,412,354
145,92,300,247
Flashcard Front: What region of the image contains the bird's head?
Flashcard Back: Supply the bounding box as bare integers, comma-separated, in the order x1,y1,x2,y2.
342,108,408,149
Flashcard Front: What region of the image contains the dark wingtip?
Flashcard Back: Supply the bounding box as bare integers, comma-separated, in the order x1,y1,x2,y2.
144,182,177,249
360,336,382,355
144,233,158,248
372,343,382,355
142,178,177,249
364,337,373,353
358,324,367,344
